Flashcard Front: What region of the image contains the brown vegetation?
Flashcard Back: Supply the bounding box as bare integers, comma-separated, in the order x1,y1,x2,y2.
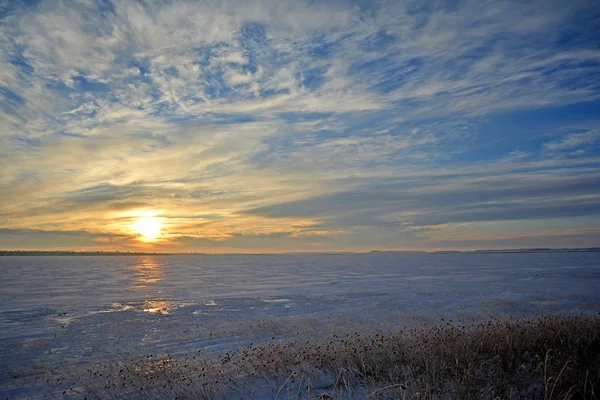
44,314,600,399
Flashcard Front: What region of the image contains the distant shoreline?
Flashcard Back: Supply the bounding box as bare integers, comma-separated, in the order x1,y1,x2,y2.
1,248,599,256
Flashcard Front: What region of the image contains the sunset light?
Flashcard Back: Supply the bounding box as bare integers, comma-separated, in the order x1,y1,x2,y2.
132,216,163,242
1,0,599,252
2,1,599,399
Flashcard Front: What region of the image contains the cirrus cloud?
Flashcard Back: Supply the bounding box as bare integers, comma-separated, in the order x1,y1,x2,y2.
1,0,600,251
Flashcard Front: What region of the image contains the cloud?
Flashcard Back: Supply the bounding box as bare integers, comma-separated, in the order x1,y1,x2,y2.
245,164,600,231
0,227,133,249
1,0,600,250
543,127,600,152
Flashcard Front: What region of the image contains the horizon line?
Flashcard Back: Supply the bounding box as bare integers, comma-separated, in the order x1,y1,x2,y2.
1,247,599,256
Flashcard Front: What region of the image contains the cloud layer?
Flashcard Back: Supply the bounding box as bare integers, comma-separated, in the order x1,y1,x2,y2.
1,0,600,251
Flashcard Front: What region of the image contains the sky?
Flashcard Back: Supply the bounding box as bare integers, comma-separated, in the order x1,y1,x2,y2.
1,0,600,252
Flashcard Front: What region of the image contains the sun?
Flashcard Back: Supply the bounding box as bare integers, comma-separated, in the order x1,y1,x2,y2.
132,216,163,242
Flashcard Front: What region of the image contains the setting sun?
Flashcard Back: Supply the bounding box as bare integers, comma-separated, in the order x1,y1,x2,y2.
132,216,163,242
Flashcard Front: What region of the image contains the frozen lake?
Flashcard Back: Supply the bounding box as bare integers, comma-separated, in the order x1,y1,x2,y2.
1,252,599,397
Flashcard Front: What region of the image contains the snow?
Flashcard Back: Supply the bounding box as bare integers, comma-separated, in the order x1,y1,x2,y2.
1,252,599,397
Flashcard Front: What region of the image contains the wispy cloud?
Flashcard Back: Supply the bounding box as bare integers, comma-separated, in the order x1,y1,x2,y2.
543,127,600,152
1,0,599,250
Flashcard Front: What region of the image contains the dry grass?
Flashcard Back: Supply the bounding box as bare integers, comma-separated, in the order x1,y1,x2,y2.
41,314,600,399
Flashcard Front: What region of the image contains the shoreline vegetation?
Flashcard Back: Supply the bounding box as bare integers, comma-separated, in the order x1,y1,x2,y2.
1,248,600,256
34,314,599,399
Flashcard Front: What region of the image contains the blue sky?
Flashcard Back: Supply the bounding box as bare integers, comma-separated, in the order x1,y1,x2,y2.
1,0,599,252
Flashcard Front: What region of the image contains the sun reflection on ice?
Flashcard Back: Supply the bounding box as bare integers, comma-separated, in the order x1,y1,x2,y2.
142,299,170,314
130,258,172,314
132,257,162,288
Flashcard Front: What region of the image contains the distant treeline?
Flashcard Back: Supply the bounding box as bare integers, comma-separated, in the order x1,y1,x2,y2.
1,248,600,256
0,250,176,256
471,247,600,253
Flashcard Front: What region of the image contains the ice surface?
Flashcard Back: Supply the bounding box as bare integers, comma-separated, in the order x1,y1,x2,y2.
1,252,599,397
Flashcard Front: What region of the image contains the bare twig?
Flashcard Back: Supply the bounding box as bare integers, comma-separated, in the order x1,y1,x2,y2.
275,371,298,400
365,383,407,399
544,349,552,400
296,374,305,400
549,359,571,399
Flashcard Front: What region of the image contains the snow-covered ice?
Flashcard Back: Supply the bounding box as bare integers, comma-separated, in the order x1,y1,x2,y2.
1,252,599,397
